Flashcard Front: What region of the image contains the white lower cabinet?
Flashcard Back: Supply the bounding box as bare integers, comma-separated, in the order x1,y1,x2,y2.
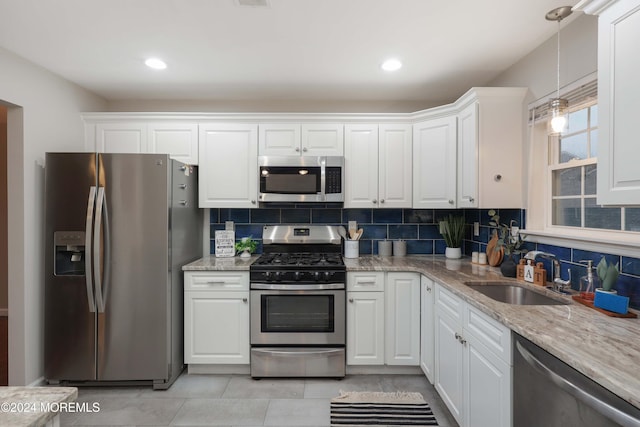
346,271,419,366
346,272,385,365
385,272,420,365
420,275,435,383
434,282,512,427
184,272,250,364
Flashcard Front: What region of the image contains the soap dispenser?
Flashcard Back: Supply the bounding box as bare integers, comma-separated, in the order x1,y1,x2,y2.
579,260,599,301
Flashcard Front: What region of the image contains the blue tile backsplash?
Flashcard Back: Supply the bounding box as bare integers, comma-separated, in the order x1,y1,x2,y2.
209,206,640,309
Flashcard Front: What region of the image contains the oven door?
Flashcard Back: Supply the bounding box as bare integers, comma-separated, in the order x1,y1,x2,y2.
250,286,345,346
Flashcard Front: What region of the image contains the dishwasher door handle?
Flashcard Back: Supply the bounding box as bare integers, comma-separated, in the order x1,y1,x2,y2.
516,340,640,427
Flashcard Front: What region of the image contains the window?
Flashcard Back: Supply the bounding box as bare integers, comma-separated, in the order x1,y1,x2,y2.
549,103,640,233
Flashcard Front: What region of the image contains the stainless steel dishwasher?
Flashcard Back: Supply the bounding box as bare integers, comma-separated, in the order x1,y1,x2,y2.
513,333,640,427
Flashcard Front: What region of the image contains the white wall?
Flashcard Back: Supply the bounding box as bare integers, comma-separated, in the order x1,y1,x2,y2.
489,14,598,101
0,46,107,385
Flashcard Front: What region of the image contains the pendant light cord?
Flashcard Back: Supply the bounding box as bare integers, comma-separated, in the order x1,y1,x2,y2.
556,19,561,100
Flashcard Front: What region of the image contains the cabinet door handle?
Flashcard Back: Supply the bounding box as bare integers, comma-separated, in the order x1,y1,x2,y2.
242,298,248,303
179,184,187,189
426,286,432,292
179,200,188,206
295,147,300,152
469,197,475,203
348,298,354,303
380,199,385,204
251,200,256,204
302,147,308,152
448,199,454,205
372,199,378,204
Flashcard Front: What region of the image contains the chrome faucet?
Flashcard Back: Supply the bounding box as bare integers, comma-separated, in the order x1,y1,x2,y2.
524,251,571,293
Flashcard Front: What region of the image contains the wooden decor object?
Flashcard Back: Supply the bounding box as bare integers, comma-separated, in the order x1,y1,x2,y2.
486,233,504,267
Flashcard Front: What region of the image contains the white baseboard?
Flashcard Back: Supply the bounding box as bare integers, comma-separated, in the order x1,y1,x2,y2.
0,308,7,316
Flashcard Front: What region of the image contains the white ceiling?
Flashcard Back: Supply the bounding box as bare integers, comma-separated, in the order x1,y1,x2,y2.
0,0,580,106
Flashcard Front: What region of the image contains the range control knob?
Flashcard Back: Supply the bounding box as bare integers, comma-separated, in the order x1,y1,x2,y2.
274,271,282,282
314,271,321,281
323,271,332,281
294,271,302,281
264,271,272,281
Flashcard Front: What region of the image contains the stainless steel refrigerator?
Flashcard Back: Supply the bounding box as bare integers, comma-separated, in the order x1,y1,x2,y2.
44,152,202,389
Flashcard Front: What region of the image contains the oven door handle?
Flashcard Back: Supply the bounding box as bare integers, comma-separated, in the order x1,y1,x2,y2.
251,348,344,357
251,283,345,290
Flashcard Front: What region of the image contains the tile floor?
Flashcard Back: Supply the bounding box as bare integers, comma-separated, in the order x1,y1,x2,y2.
61,373,459,426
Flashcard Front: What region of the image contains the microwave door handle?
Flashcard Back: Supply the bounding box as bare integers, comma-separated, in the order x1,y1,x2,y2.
85,186,97,313
93,187,109,313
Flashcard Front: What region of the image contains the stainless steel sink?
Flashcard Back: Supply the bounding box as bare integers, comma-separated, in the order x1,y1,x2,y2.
464,281,570,305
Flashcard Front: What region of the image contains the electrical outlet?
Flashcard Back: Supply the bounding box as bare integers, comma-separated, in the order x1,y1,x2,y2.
473,222,480,236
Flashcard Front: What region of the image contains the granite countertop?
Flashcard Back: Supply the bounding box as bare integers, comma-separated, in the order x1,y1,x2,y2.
183,253,640,408
182,254,259,271
0,386,78,427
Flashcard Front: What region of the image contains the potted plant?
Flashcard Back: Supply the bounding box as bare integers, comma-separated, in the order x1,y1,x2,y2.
596,257,619,294
488,210,527,277
439,214,465,259
235,236,257,258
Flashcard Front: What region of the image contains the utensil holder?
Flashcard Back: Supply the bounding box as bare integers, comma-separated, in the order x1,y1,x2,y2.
344,240,359,258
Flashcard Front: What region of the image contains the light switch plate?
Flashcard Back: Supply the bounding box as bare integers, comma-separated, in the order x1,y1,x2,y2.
348,220,357,232
473,222,480,236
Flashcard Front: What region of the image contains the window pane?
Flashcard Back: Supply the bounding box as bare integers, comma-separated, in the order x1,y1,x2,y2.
585,198,621,230
553,167,581,196
590,105,598,127
568,108,588,133
590,129,598,158
626,208,640,232
553,198,581,226
585,164,597,195
560,133,588,162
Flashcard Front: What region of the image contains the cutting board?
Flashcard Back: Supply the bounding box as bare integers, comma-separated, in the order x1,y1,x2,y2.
486,233,504,267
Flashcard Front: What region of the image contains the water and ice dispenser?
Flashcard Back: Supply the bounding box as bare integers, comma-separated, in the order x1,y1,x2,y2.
54,231,86,276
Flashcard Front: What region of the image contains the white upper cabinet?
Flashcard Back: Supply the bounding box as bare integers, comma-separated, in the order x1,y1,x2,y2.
258,123,343,156
148,122,199,165
86,120,198,164
379,124,413,208
413,116,457,209
258,124,301,156
344,124,379,208
198,123,258,208
94,123,147,153
302,124,344,156
465,88,527,209
576,0,640,205
345,124,412,208
457,103,478,208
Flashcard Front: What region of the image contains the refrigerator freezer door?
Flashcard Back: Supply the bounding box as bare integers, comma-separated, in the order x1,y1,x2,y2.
45,153,98,381
96,153,171,381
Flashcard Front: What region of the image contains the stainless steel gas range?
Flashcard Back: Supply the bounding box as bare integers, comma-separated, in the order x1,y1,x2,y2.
249,225,346,378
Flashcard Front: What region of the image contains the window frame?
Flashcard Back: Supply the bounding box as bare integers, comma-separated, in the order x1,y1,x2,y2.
524,82,640,257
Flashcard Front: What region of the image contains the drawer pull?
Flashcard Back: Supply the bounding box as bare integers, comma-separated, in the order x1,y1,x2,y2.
242,298,248,303
206,281,227,285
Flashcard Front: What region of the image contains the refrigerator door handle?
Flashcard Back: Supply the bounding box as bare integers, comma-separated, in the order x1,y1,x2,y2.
85,186,97,313
94,187,109,313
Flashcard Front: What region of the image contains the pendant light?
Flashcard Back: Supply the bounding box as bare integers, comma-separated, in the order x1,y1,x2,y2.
546,6,573,135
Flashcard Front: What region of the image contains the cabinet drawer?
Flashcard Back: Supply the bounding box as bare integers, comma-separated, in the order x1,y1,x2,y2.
435,283,463,323
185,272,249,291
464,304,511,364
347,272,385,292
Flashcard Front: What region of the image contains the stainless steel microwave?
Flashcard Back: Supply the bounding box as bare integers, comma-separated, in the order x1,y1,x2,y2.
258,156,344,203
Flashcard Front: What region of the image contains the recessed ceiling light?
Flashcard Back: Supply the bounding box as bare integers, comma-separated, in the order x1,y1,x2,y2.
381,58,402,72
145,58,167,70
